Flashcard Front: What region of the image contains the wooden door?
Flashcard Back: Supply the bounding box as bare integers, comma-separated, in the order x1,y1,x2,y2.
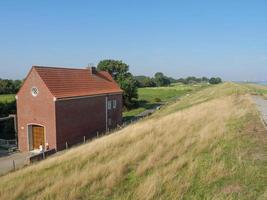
32,125,45,149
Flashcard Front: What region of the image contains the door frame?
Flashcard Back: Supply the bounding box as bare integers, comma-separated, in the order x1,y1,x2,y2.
27,123,46,151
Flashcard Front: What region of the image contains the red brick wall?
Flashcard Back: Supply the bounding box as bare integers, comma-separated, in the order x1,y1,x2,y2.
17,69,57,151
55,94,122,150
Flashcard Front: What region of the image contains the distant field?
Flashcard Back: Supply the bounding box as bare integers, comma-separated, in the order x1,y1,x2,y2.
123,83,209,120
0,94,15,103
138,83,208,102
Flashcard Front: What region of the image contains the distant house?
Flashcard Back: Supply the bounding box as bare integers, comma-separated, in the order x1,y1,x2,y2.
16,66,123,152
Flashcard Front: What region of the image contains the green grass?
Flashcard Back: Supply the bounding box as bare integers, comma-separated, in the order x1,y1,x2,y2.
123,83,209,120
0,94,15,103
241,83,267,96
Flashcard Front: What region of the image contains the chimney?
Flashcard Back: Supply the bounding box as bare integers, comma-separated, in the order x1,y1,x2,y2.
90,67,97,74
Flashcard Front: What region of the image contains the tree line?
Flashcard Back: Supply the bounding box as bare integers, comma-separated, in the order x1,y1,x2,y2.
135,72,175,88
177,76,222,85
135,74,222,88
0,79,22,94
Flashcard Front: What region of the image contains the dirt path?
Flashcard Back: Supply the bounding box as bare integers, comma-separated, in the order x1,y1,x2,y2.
251,95,267,126
0,152,31,175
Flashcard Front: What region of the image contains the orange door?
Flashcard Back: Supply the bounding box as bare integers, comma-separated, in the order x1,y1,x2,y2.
32,126,45,149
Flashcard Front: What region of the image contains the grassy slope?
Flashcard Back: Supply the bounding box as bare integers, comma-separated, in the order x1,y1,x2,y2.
0,83,267,200
123,83,208,119
0,94,15,103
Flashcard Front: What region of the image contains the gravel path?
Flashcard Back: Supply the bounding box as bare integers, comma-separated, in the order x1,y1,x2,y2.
0,151,31,175
251,95,267,126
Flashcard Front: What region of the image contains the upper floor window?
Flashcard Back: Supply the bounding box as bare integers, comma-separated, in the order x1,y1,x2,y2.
31,87,39,97
108,100,112,110
113,100,117,109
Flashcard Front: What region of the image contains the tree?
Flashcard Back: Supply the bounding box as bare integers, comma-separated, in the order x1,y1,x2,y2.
134,76,147,87
154,72,171,87
143,77,156,87
0,79,22,94
117,73,138,107
184,76,202,84
97,60,138,108
97,60,129,80
177,78,186,84
201,77,209,82
209,77,222,84
168,77,177,84
134,76,156,87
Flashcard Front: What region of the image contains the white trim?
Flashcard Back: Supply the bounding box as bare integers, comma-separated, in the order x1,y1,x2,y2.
31,86,39,97
55,92,122,101
107,100,112,110
26,123,46,151
113,99,117,109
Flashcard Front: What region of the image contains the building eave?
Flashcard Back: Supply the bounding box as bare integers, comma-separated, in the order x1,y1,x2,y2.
54,92,123,101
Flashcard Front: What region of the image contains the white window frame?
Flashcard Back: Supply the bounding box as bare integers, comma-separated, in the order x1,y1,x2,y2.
108,100,112,110
113,99,117,109
31,87,39,97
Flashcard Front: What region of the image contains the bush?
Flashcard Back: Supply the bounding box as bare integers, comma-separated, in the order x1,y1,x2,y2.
209,77,222,84
154,98,162,102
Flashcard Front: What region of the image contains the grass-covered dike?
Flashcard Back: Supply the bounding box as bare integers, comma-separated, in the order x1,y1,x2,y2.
0,83,266,199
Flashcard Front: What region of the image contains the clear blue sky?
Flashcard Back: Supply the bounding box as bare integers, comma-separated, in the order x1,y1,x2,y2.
0,0,266,81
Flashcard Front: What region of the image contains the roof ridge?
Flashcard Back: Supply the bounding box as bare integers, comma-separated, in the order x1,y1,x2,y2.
33,66,90,71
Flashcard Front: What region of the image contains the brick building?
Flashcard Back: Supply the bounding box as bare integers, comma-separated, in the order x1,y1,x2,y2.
16,66,123,151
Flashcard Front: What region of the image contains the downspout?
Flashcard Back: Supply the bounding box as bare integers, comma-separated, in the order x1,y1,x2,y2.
105,96,108,131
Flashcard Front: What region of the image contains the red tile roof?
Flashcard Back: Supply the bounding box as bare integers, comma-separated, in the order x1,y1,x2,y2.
33,66,123,99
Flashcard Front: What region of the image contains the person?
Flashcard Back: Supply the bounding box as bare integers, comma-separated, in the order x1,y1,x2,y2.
39,144,44,152
45,142,49,150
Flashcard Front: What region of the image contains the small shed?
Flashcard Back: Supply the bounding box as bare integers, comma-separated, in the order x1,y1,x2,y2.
16,66,123,151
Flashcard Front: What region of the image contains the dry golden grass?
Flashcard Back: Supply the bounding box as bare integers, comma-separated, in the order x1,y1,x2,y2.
0,83,266,200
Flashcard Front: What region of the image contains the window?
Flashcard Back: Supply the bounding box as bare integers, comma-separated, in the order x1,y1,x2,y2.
31,87,39,97
108,100,112,110
113,100,117,109
108,118,112,126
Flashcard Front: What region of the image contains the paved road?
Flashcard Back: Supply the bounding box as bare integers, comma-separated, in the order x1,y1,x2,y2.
0,151,31,175
251,95,267,126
